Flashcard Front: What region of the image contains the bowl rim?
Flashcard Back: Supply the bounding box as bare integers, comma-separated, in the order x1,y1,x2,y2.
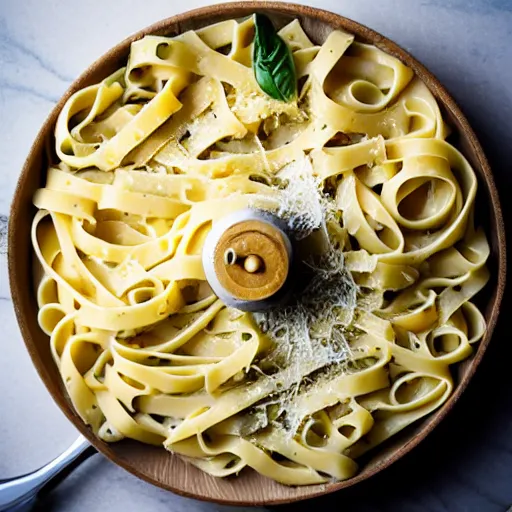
8,0,507,506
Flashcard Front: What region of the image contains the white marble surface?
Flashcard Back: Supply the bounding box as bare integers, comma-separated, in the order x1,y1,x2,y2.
1,0,512,511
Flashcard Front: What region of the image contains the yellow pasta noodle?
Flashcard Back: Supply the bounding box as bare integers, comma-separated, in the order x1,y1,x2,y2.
31,15,489,486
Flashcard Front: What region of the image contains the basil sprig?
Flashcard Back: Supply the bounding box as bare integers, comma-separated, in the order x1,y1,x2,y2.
253,13,297,102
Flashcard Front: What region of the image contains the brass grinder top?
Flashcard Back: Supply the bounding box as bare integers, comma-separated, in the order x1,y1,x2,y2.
202,208,292,311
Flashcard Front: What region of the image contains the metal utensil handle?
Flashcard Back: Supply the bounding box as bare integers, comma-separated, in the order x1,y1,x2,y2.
0,436,95,511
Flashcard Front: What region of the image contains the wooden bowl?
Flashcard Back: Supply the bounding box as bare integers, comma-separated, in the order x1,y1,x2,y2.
8,1,506,506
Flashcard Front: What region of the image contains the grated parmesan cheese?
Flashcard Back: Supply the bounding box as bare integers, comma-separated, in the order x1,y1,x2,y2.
248,154,359,436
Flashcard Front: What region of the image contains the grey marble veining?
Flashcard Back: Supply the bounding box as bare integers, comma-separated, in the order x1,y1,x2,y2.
1,1,511,511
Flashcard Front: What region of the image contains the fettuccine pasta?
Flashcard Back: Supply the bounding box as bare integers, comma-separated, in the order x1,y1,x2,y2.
32,16,489,485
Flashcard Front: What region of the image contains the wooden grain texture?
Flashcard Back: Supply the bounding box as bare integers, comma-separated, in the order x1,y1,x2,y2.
7,1,506,506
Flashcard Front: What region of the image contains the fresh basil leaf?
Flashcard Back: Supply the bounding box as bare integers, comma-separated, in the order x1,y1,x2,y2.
253,13,297,102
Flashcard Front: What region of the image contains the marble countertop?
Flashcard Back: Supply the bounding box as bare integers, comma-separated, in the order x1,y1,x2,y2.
1,0,512,511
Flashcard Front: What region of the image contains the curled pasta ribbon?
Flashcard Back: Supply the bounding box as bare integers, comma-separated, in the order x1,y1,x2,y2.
380,155,462,231
347,342,454,459
307,31,412,138
55,69,184,171
337,138,477,265
306,28,446,139
337,170,405,256
325,41,414,113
